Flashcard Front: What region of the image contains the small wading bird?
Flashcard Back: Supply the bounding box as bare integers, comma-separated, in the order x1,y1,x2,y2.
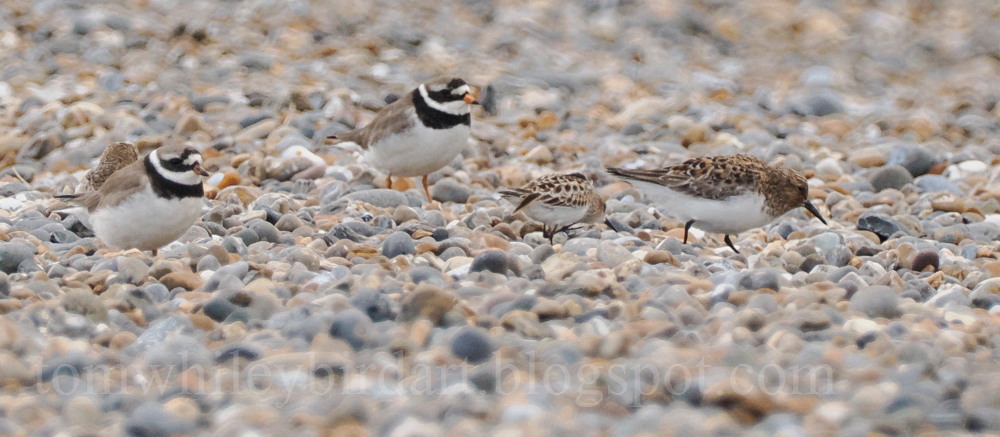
331,77,479,202
607,154,828,253
76,141,139,192
59,144,210,256
500,173,606,243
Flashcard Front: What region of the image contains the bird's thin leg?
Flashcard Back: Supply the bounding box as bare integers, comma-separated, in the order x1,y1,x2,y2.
557,224,584,234
386,174,393,189
723,235,739,253
544,226,554,244
683,220,695,244
422,174,432,202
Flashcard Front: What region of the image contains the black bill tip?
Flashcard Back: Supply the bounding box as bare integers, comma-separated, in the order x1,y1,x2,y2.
803,201,828,225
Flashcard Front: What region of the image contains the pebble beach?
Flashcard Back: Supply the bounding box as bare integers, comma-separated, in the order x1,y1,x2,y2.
1,0,999,435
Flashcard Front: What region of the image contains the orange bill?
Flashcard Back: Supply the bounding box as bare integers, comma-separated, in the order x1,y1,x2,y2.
463,91,479,105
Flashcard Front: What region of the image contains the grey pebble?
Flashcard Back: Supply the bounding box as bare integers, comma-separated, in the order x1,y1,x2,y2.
870,165,914,191
382,231,415,258
450,327,496,363
233,228,259,246
124,401,196,437
196,255,221,272
969,279,1000,309
596,241,633,267
430,178,471,203
114,257,150,285
124,317,186,357
857,213,907,242
350,288,395,322
328,308,375,351
345,189,408,208
203,298,239,322
888,146,937,177
470,250,508,274
46,311,96,338
406,266,445,286
0,242,35,274
738,268,784,291
914,175,961,194
789,92,844,116
143,336,210,369
926,287,972,308
849,285,900,318
479,84,498,115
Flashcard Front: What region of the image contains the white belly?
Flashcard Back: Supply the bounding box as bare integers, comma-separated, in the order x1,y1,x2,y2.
630,180,773,234
364,124,470,177
520,202,587,230
91,188,204,251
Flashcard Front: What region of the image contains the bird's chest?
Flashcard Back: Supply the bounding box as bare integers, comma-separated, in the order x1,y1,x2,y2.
92,189,204,249
366,123,470,176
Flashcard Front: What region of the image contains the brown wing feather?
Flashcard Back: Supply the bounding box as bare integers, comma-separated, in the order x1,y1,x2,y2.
68,158,150,212
512,192,542,213
609,155,768,200
335,93,416,148
500,173,592,210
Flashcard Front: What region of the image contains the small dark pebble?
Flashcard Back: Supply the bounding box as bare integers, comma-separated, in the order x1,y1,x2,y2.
856,331,878,349
215,345,261,362
857,214,906,242
469,250,508,274
239,112,274,128
349,288,395,322
799,254,825,273
450,327,496,364
203,298,238,322
910,250,939,272
382,231,416,258
431,228,449,241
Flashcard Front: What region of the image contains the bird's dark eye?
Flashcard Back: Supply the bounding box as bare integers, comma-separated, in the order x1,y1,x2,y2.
169,158,182,165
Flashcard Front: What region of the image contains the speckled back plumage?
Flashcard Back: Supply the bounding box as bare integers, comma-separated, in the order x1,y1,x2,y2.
500,173,597,212
76,142,139,193
608,154,809,217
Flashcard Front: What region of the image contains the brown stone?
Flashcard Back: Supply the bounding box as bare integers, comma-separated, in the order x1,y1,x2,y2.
415,242,438,255
216,171,241,190
931,195,965,213
160,271,204,291
500,310,555,339
411,229,433,239
848,147,886,168
399,284,456,325
531,299,567,320
984,261,1000,278
215,185,261,206
174,111,209,135
189,313,215,331
109,332,137,350
703,379,778,425
643,250,679,266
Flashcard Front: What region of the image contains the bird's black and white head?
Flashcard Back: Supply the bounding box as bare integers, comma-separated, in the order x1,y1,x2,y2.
147,144,209,188
416,77,478,117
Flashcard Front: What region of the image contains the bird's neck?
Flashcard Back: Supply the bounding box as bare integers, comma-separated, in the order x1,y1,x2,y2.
412,87,471,130
145,155,204,199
